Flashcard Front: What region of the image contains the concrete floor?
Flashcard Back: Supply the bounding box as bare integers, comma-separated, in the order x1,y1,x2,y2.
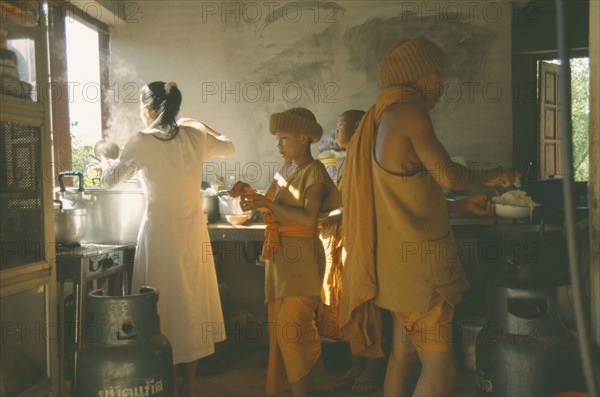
192,342,477,397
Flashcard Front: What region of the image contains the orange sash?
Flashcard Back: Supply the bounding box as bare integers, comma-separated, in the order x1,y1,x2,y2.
261,210,318,261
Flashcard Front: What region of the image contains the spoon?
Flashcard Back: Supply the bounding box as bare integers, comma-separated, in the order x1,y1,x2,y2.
492,186,501,198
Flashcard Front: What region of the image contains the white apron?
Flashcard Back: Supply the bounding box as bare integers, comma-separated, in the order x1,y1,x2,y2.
103,123,234,363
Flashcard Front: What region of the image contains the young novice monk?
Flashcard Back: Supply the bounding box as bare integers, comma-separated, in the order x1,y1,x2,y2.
320,109,388,395
333,110,364,185
231,107,341,396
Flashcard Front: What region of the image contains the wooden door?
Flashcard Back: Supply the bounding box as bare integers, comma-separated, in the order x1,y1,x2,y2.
539,61,562,178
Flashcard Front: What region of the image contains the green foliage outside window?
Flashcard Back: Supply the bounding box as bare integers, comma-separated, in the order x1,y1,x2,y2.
71,135,94,174
570,57,589,182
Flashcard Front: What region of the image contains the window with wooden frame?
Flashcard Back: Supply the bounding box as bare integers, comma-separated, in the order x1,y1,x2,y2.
538,56,590,181
49,3,109,183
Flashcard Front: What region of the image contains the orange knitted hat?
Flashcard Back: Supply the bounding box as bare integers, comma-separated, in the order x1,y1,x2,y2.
378,36,447,88
269,107,323,143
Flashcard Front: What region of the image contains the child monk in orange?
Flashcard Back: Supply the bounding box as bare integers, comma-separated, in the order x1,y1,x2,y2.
231,107,341,396
319,109,388,395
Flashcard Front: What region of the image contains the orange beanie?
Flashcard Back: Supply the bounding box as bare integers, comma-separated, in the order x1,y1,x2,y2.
378,36,447,88
269,107,323,143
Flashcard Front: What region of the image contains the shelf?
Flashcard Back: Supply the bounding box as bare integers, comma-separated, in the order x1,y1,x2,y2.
0,1,40,29
1,5,58,396
2,15,44,109
0,94,44,124
0,191,42,200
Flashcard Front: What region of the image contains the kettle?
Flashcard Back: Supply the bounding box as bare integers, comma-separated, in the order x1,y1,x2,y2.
56,171,94,209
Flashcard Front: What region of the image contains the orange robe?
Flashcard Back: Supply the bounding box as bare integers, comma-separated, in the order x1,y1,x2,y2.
317,214,344,340
266,296,321,395
340,86,468,357
263,160,341,395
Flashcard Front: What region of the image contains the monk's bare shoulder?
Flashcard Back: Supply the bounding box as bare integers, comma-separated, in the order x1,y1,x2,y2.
375,103,432,171
379,102,432,139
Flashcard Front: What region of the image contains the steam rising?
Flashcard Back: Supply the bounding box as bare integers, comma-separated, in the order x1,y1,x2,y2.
104,55,145,149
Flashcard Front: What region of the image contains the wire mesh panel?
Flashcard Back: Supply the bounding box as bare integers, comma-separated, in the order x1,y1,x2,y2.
1,120,41,191
1,120,44,268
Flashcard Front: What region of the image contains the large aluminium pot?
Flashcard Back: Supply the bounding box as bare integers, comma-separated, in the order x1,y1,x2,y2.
82,188,146,244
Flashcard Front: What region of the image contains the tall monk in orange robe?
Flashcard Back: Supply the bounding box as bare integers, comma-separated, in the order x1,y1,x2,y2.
340,36,519,396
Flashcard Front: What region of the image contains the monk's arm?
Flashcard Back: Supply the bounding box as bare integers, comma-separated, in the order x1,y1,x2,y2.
264,183,325,229
447,200,464,213
447,194,494,217
398,106,515,189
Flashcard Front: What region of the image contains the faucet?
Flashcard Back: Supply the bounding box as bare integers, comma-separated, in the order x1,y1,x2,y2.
525,161,535,182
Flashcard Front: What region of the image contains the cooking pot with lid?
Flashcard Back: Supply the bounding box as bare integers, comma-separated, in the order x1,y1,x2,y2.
54,200,87,245
55,171,145,244
56,171,94,209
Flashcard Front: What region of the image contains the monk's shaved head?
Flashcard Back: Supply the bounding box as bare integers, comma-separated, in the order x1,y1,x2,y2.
335,109,366,149
341,109,366,125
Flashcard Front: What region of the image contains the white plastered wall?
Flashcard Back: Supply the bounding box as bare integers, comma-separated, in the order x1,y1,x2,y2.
107,0,512,188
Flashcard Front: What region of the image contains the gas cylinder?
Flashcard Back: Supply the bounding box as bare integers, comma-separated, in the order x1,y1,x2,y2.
75,287,173,396
475,286,581,396
486,286,564,337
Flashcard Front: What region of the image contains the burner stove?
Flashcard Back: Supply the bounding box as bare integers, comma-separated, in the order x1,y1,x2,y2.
56,244,129,392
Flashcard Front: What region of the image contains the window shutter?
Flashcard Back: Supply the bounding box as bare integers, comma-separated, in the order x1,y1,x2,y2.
539,61,562,178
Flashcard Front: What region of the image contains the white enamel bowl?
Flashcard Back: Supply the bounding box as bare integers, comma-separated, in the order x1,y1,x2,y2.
226,214,249,225
494,203,532,219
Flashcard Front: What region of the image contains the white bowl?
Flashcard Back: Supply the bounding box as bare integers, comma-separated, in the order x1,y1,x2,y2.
226,214,249,225
494,203,532,219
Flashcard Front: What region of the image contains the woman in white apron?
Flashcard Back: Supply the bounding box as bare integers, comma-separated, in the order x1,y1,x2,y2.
102,81,235,396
